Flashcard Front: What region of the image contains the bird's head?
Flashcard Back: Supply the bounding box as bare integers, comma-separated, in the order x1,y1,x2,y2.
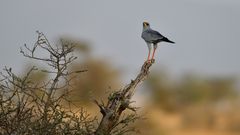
143,22,150,29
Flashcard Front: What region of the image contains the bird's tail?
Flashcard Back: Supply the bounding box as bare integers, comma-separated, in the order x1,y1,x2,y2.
162,37,175,44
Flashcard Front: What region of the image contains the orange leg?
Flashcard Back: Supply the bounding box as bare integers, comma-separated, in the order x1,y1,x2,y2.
151,44,158,60
151,48,156,60
146,43,152,61
147,50,151,61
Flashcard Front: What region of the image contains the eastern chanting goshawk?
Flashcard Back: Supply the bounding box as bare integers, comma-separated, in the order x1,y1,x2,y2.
141,22,175,61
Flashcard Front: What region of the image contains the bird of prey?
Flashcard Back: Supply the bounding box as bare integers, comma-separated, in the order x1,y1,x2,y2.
141,22,175,61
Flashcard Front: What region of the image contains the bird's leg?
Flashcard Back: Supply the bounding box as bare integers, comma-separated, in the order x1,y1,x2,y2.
151,44,157,60
147,50,151,61
147,43,152,62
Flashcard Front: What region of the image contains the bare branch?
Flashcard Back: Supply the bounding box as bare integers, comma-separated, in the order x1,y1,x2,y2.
95,60,154,135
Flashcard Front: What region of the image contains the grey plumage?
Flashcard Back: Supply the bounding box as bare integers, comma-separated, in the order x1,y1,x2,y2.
141,22,174,61
141,22,174,44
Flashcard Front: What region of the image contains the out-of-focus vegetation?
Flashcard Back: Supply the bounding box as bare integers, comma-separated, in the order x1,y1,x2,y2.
136,70,240,135
146,71,237,112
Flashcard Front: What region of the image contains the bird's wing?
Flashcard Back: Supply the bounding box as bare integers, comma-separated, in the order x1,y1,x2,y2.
142,29,164,42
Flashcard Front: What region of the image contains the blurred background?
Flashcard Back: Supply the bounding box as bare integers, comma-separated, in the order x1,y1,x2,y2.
1,0,240,135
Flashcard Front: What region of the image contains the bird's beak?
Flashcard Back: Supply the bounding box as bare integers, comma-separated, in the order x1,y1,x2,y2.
143,22,148,27
143,22,147,27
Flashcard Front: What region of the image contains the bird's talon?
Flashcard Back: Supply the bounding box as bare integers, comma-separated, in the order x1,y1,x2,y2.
146,59,151,63
151,59,155,63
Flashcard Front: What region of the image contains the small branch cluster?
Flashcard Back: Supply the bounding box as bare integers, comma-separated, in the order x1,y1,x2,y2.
20,31,87,104
0,32,94,135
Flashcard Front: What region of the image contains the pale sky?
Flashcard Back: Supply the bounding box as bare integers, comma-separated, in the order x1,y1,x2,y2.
0,0,240,80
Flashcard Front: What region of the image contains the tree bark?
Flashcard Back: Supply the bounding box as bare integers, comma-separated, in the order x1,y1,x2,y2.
94,60,154,135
